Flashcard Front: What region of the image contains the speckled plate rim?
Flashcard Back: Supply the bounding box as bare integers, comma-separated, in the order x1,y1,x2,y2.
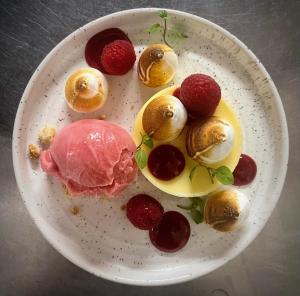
12,8,289,286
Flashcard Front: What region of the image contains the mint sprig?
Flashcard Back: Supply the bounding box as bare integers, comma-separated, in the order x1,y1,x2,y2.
189,165,198,182
146,23,161,33
211,166,234,185
189,164,234,185
134,134,153,169
146,10,188,48
169,27,188,40
141,133,153,149
178,197,205,224
158,10,168,19
134,149,147,169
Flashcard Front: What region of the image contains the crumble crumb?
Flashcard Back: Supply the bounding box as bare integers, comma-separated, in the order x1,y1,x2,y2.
38,126,56,145
28,144,40,159
98,114,107,120
62,184,69,196
71,206,79,215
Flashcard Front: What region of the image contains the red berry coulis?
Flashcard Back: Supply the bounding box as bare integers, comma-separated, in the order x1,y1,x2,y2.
149,211,191,253
126,194,164,230
85,28,131,73
148,145,185,181
233,154,257,186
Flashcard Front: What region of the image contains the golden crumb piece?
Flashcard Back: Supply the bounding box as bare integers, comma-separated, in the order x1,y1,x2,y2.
38,126,56,145
62,184,69,196
98,114,107,120
71,206,79,215
28,144,40,159
121,204,126,211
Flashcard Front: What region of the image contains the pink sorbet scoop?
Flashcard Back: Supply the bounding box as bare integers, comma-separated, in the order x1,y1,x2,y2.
40,119,137,197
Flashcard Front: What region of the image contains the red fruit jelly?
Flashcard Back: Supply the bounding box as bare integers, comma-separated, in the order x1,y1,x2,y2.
85,28,131,73
149,211,191,253
233,154,257,186
148,145,185,181
126,194,164,230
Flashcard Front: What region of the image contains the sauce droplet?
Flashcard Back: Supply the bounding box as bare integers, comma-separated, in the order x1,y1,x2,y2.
149,211,190,252
233,154,257,186
148,145,185,181
85,28,131,73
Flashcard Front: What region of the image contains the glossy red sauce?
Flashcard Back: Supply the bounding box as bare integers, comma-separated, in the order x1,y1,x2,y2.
233,154,257,186
126,194,164,230
149,211,191,253
85,28,131,73
148,145,185,181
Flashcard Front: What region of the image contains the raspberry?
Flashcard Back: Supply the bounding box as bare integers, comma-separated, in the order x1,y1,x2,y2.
173,87,181,99
180,74,221,117
100,40,136,75
126,194,164,230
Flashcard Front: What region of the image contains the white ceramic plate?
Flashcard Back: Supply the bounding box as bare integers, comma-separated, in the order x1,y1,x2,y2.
12,8,288,286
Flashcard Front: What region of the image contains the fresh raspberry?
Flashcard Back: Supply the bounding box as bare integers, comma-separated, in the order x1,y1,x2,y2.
126,194,164,230
180,74,221,117
100,40,136,75
173,87,181,99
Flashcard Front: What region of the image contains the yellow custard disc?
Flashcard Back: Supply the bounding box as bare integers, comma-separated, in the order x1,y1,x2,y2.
132,86,243,197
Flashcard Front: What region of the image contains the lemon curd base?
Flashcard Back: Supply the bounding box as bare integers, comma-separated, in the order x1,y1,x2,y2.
132,86,243,197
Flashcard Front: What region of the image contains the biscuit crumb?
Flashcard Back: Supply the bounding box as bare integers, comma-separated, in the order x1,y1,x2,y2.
38,126,56,144
98,114,107,120
28,144,40,159
121,204,126,211
62,184,69,196
71,206,79,215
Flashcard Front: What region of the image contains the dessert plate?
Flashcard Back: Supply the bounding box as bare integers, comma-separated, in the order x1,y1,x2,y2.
12,8,288,285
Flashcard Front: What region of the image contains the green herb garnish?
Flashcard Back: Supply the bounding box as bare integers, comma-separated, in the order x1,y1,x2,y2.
178,196,205,224
189,165,198,182
190,208,203,224
211,166,234,185
146,10,188,48
141,133,153,149
146,23,161,33
189,164,234,185
158,10,168,19
134,149,147,169
134,134,153,169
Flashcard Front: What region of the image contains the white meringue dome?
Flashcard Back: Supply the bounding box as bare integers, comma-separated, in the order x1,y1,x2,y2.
186,117,235,164
204,189,250,232
65,67,108,113
142,95,187,142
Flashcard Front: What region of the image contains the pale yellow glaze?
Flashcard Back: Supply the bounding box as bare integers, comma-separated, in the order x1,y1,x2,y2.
132,86,243,197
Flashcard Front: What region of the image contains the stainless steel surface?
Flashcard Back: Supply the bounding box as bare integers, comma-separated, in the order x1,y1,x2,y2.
0,0,299,295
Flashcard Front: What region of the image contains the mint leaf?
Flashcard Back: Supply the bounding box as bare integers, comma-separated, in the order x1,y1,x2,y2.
134,149,147,169
198,198,205,214
191,197,202,208
142,134,153,149
146,23,161,33
169,28,188,39
214,166,234,185
177,203,193,210
189,165,198,182
190,208,203,224
178,197,205,224
158,10,168,19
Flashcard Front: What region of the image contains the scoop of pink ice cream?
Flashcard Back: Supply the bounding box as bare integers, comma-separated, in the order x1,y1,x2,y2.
40,119,137,197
